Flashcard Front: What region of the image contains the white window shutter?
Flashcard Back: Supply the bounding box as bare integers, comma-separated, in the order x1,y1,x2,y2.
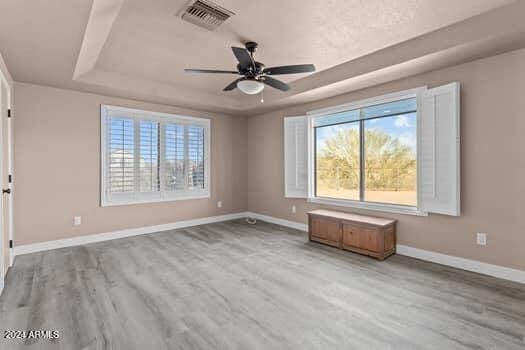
420,82,460,216
284,116,308,198
101,105,210,206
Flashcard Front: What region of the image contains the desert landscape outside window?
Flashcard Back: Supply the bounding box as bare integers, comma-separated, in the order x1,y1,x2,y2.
315,98,417,207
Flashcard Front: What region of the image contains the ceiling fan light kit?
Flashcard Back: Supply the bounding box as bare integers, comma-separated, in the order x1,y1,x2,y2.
237,79,264,94
185,42,316,95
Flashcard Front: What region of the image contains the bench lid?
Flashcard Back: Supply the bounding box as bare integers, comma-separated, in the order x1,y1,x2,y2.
308,209,396,227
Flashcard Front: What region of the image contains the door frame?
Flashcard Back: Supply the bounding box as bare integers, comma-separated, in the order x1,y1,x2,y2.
0,68,13,279
0,76,3,280
7,81,13,268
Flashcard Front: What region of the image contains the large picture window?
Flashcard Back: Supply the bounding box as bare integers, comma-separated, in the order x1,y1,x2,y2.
285,83,460,216
314,97,417,207
101,105,210,206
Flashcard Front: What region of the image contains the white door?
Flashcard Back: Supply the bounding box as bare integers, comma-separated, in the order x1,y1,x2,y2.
0,71,13,281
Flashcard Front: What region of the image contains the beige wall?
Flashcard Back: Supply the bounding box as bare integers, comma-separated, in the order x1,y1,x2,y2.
11,49,525,272
247,49,525,271
14,83,247,245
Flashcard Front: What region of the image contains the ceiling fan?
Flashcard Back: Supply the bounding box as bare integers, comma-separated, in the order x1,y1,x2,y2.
184,42,316,95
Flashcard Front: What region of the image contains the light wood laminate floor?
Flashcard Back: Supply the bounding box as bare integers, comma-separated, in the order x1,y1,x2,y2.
1,219,524,350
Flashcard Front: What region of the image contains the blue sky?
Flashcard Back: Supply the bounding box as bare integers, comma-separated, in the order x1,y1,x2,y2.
315,97,417,153
316,112,417,153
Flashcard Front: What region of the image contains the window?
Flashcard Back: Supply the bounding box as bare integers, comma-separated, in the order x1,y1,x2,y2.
284,83,460,216
101,105,210,206
315,120,360,201
364,112,417,206
314,97,417,207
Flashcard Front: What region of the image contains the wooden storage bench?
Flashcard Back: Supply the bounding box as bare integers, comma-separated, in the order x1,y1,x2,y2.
307,209,396,260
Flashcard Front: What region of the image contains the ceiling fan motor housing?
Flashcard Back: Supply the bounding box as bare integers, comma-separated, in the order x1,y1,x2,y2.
185,41,316,93
237,62,265,77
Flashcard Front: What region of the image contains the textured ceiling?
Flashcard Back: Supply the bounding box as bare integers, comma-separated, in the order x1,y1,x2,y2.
0,0,521,114
96,0,513,95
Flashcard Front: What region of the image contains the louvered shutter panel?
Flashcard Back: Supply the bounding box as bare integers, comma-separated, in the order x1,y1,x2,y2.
420,82,460,216
139,120,160,194
284,116,308,198
107,116,135,201
187,125,205,190
163,123,186,191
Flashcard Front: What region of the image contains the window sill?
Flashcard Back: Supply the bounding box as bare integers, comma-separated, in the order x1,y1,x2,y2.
101,192,211,207
307,197,428,216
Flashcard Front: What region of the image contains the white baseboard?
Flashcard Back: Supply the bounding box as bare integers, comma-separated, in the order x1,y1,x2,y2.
14,212,250,257
396,244,525,284
11,211,525,285
247,212,525,284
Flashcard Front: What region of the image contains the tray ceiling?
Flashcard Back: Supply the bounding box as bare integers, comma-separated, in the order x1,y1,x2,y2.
0,0,521,115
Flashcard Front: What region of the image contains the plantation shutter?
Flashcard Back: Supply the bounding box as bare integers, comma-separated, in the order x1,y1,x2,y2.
138,120,161,195
420,82,460,216
163,123,186,191
107,116,135,202
284,116,308,198
187,125,206,190
101,105,210,206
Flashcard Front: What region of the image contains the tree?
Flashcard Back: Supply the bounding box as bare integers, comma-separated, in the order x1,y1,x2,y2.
317,128,416,192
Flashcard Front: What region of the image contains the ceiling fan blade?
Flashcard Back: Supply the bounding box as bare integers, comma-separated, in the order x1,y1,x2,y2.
223,78,244,91
262,76,290,91
185,69,238,74
231,47,254,69
263,64,315,75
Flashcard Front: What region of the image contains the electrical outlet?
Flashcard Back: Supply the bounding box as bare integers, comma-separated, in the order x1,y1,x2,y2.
217,201,222,208
291,205,297,213
476,233,487,246
74,216,82,226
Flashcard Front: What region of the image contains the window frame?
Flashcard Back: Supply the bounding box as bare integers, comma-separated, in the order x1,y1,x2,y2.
100,105,211,207
307,87,428,216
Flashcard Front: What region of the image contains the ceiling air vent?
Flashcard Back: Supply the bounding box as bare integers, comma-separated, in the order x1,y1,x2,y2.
180,0,234,31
